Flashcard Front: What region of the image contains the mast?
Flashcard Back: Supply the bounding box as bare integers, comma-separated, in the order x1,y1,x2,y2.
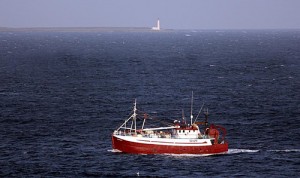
142,118,146,130
115,99,139,132
133,99,137,135
141,113,146,130
190,91,194,125
204,108,209,125
182,109,185,123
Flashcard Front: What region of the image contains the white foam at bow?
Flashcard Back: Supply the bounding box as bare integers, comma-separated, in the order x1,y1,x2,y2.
107,149,122,153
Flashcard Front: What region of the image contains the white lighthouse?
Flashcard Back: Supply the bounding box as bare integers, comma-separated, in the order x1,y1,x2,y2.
152,18,160,31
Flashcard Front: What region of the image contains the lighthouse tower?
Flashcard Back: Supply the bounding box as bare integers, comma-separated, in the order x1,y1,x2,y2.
157,19,160,30
152,18,160,31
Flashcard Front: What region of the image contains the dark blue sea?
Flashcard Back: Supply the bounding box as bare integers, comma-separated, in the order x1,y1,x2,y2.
0,30,299,177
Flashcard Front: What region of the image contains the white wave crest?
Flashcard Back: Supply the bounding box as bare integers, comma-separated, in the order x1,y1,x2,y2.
228,149,259,154
107,149,122,153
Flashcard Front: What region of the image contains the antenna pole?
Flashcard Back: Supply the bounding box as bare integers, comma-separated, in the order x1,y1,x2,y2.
190,91,194,125
133,99,137,135
204,108,209,124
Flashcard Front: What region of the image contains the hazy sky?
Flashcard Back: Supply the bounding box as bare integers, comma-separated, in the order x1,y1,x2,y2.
1,0,299,29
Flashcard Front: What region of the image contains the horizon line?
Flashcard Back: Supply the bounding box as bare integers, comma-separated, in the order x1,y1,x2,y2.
0,26,299,32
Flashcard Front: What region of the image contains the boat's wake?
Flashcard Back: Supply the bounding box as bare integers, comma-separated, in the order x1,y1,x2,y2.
227,148,300,154
163,149,260,157
227,149,259,154
164,149,259,157
267,149,300,152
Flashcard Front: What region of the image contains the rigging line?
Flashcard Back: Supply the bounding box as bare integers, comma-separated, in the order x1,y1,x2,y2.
115,111,134,130
194,102,205,123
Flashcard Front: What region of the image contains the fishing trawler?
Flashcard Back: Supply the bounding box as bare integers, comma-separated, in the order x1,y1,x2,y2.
111,95,228,154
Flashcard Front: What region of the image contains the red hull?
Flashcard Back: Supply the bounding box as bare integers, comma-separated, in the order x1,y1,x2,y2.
112,135,228,154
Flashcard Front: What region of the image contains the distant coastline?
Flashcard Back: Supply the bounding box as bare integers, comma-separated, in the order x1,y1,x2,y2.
0,27,174,32
1,27,299,33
